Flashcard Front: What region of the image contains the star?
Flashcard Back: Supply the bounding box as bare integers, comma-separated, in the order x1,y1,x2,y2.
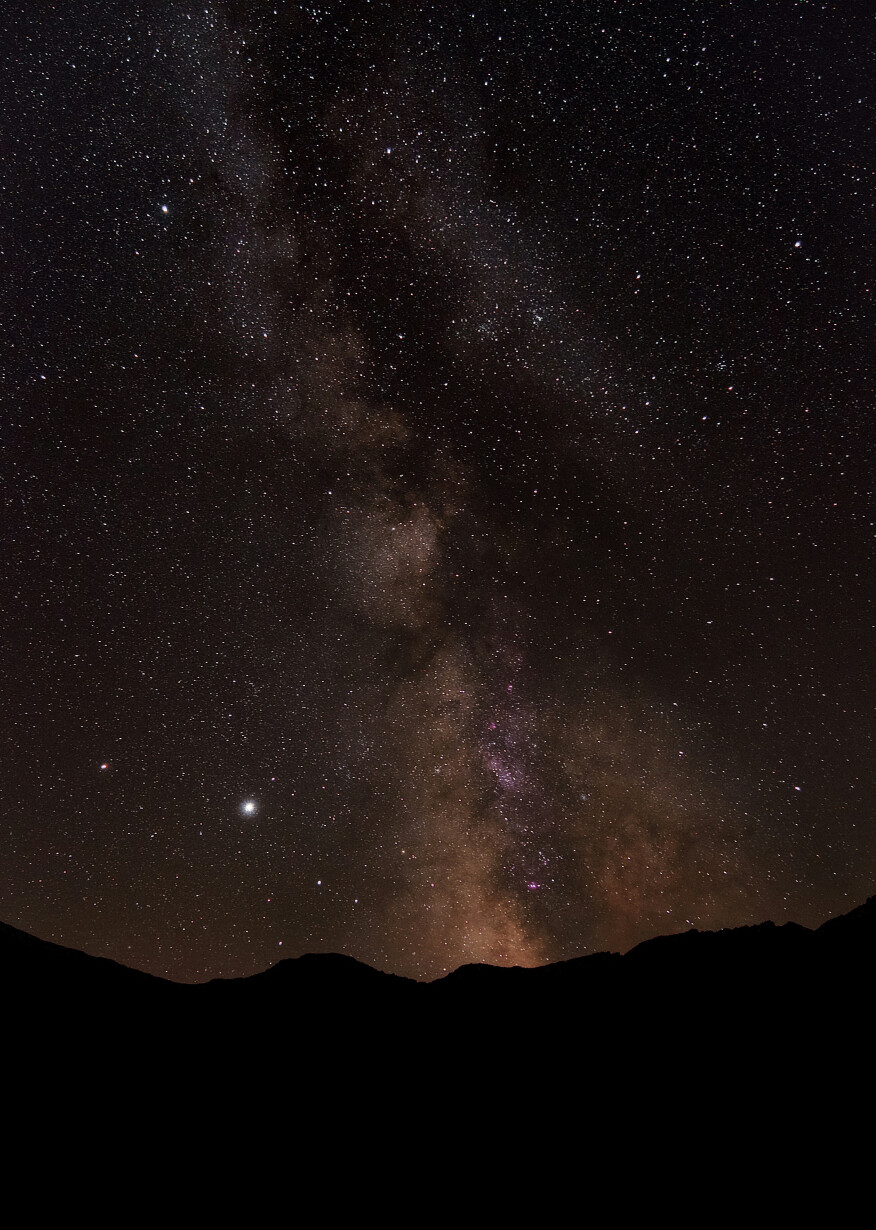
241,799,257,815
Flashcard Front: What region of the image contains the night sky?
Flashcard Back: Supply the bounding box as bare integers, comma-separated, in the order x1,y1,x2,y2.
2,1,872,982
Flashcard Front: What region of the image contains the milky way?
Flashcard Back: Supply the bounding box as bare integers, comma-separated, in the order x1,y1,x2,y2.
1,2,872,980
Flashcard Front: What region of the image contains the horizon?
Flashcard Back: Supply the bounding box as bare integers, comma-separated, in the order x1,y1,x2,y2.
4,888,868,986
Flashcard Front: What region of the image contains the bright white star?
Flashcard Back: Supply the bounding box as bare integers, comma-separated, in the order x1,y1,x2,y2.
241,799,257,815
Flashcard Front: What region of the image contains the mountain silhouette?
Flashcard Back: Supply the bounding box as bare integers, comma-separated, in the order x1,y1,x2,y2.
4,898,874,1054
4,900,872,1187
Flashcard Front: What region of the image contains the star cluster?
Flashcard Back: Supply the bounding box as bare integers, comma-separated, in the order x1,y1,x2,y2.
1,1,872,980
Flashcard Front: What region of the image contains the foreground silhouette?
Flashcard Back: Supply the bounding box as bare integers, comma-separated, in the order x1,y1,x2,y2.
3,897,873,1067
4,899,872,1196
